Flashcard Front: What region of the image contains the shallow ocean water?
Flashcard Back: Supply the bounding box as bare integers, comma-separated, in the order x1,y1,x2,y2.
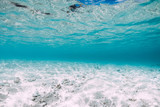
0,0,160,107
0,0,160,63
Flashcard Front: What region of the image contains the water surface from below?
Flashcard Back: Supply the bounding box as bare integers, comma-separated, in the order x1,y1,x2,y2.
0,0,160,63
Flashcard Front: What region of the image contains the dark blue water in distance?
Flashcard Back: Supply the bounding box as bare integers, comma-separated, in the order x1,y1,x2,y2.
0,0,160,65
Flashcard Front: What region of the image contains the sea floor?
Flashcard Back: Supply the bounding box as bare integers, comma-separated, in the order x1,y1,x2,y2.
0,60,160,107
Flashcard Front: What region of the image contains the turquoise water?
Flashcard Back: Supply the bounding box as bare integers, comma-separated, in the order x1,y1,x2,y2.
0,0,160,107
0,0,160,64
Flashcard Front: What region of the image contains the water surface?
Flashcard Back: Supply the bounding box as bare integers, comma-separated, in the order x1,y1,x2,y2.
0,0,160,64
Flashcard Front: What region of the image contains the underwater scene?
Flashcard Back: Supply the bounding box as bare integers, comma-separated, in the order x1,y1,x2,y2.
0,0,160,106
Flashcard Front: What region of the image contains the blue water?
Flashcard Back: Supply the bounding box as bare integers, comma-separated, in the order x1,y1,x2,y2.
0,1,160,106
0,0,160,64
76,0,125,5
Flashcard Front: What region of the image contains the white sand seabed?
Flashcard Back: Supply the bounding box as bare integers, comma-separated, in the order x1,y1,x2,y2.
0,60,160,107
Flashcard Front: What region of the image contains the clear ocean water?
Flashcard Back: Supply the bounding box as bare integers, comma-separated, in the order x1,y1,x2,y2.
0,0,160,107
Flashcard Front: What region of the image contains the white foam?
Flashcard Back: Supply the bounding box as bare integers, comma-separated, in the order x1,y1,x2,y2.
0,60,160,107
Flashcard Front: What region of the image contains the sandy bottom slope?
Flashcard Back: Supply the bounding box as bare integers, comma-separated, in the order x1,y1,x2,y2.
0,60,160,107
